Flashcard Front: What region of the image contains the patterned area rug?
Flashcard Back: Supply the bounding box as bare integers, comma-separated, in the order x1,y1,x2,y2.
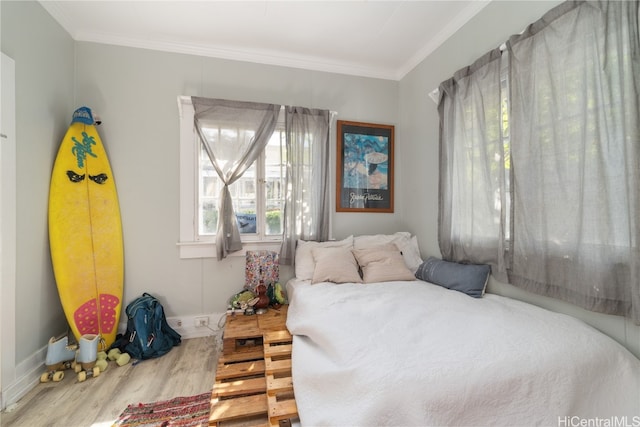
113,391,211,427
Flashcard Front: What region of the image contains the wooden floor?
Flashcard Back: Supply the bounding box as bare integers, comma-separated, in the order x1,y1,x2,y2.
1,334,221,427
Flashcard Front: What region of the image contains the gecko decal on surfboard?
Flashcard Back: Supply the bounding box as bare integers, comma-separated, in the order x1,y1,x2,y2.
49,107,124,351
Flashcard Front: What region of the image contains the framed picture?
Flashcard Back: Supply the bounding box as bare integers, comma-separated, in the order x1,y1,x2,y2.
336,120,394,213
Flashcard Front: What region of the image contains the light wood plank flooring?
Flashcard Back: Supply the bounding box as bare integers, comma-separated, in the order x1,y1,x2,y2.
1,334,222,427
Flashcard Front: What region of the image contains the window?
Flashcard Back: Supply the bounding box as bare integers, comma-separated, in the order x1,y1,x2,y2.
438,1,640,322
178,96,283,258
197,127,285,239
438,48,508,270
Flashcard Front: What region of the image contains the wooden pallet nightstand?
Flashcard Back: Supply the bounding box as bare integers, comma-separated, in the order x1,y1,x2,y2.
210,306,298,427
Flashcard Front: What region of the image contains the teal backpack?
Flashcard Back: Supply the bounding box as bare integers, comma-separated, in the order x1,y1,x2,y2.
111,293,181,360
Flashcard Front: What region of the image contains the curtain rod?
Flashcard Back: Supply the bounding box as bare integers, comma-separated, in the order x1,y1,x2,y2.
429,42,507,105
179,95,336,115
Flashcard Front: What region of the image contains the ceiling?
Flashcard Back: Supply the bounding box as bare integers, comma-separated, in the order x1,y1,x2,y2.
39,1,490,81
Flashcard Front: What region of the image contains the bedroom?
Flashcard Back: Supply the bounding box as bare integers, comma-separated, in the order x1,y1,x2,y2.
2,0,639,418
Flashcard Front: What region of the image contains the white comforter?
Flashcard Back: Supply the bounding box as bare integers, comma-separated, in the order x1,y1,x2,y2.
286,279,640,426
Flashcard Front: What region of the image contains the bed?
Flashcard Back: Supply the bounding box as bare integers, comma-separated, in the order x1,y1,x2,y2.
285,233,640,426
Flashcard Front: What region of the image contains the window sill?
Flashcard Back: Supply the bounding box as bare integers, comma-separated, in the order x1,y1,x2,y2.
177,240,282,259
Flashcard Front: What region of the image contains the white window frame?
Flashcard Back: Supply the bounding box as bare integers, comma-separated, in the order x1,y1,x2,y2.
177,96,282,259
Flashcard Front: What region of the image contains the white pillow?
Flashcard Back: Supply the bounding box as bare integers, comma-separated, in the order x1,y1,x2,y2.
353,232,423,273
311,247,362,284
352,244,416,283
395,235,423,273
295,236,353,280
353,232,411,249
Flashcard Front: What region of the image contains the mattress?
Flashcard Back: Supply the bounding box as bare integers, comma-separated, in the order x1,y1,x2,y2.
286,278,640,426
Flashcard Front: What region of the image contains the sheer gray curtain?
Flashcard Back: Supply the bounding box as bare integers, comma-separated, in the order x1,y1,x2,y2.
192,97,281,260
507,1,640,321
279,106,331,266
438,1,640,322
438,48,510,282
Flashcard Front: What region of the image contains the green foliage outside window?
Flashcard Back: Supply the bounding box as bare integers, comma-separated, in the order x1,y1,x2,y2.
266,210,282,235
203,208,218,234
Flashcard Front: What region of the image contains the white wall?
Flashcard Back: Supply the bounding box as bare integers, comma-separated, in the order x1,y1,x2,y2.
1,0,75,405
1,2,404,406
72,42,404,319
1,1,638,407
2,4,406,400
1,51,17,411
399,0,640,359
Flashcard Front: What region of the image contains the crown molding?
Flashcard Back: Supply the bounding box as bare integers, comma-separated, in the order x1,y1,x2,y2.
396,1,491,80
40,0,490,82
75,30,400,80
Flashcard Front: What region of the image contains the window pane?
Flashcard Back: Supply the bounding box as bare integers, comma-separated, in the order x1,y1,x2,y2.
232,163,256,234
197,120,285,240
265,131,286,236
199,144,218,236
200,201,217,235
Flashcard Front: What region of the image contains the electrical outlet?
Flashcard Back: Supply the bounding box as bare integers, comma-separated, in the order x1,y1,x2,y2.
195,316,209,327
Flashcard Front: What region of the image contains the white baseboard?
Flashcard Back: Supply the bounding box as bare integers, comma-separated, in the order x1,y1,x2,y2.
1,312,226,411
1,343,47,410
117,312,227,339
166,312,227,339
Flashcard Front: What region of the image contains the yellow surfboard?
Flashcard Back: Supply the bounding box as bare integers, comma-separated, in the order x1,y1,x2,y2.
48,107,123,351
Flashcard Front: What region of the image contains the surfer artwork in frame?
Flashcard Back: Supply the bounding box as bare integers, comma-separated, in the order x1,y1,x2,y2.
336,120,394,213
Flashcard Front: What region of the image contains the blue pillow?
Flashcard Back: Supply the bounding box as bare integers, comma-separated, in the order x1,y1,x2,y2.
415,257,490,298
